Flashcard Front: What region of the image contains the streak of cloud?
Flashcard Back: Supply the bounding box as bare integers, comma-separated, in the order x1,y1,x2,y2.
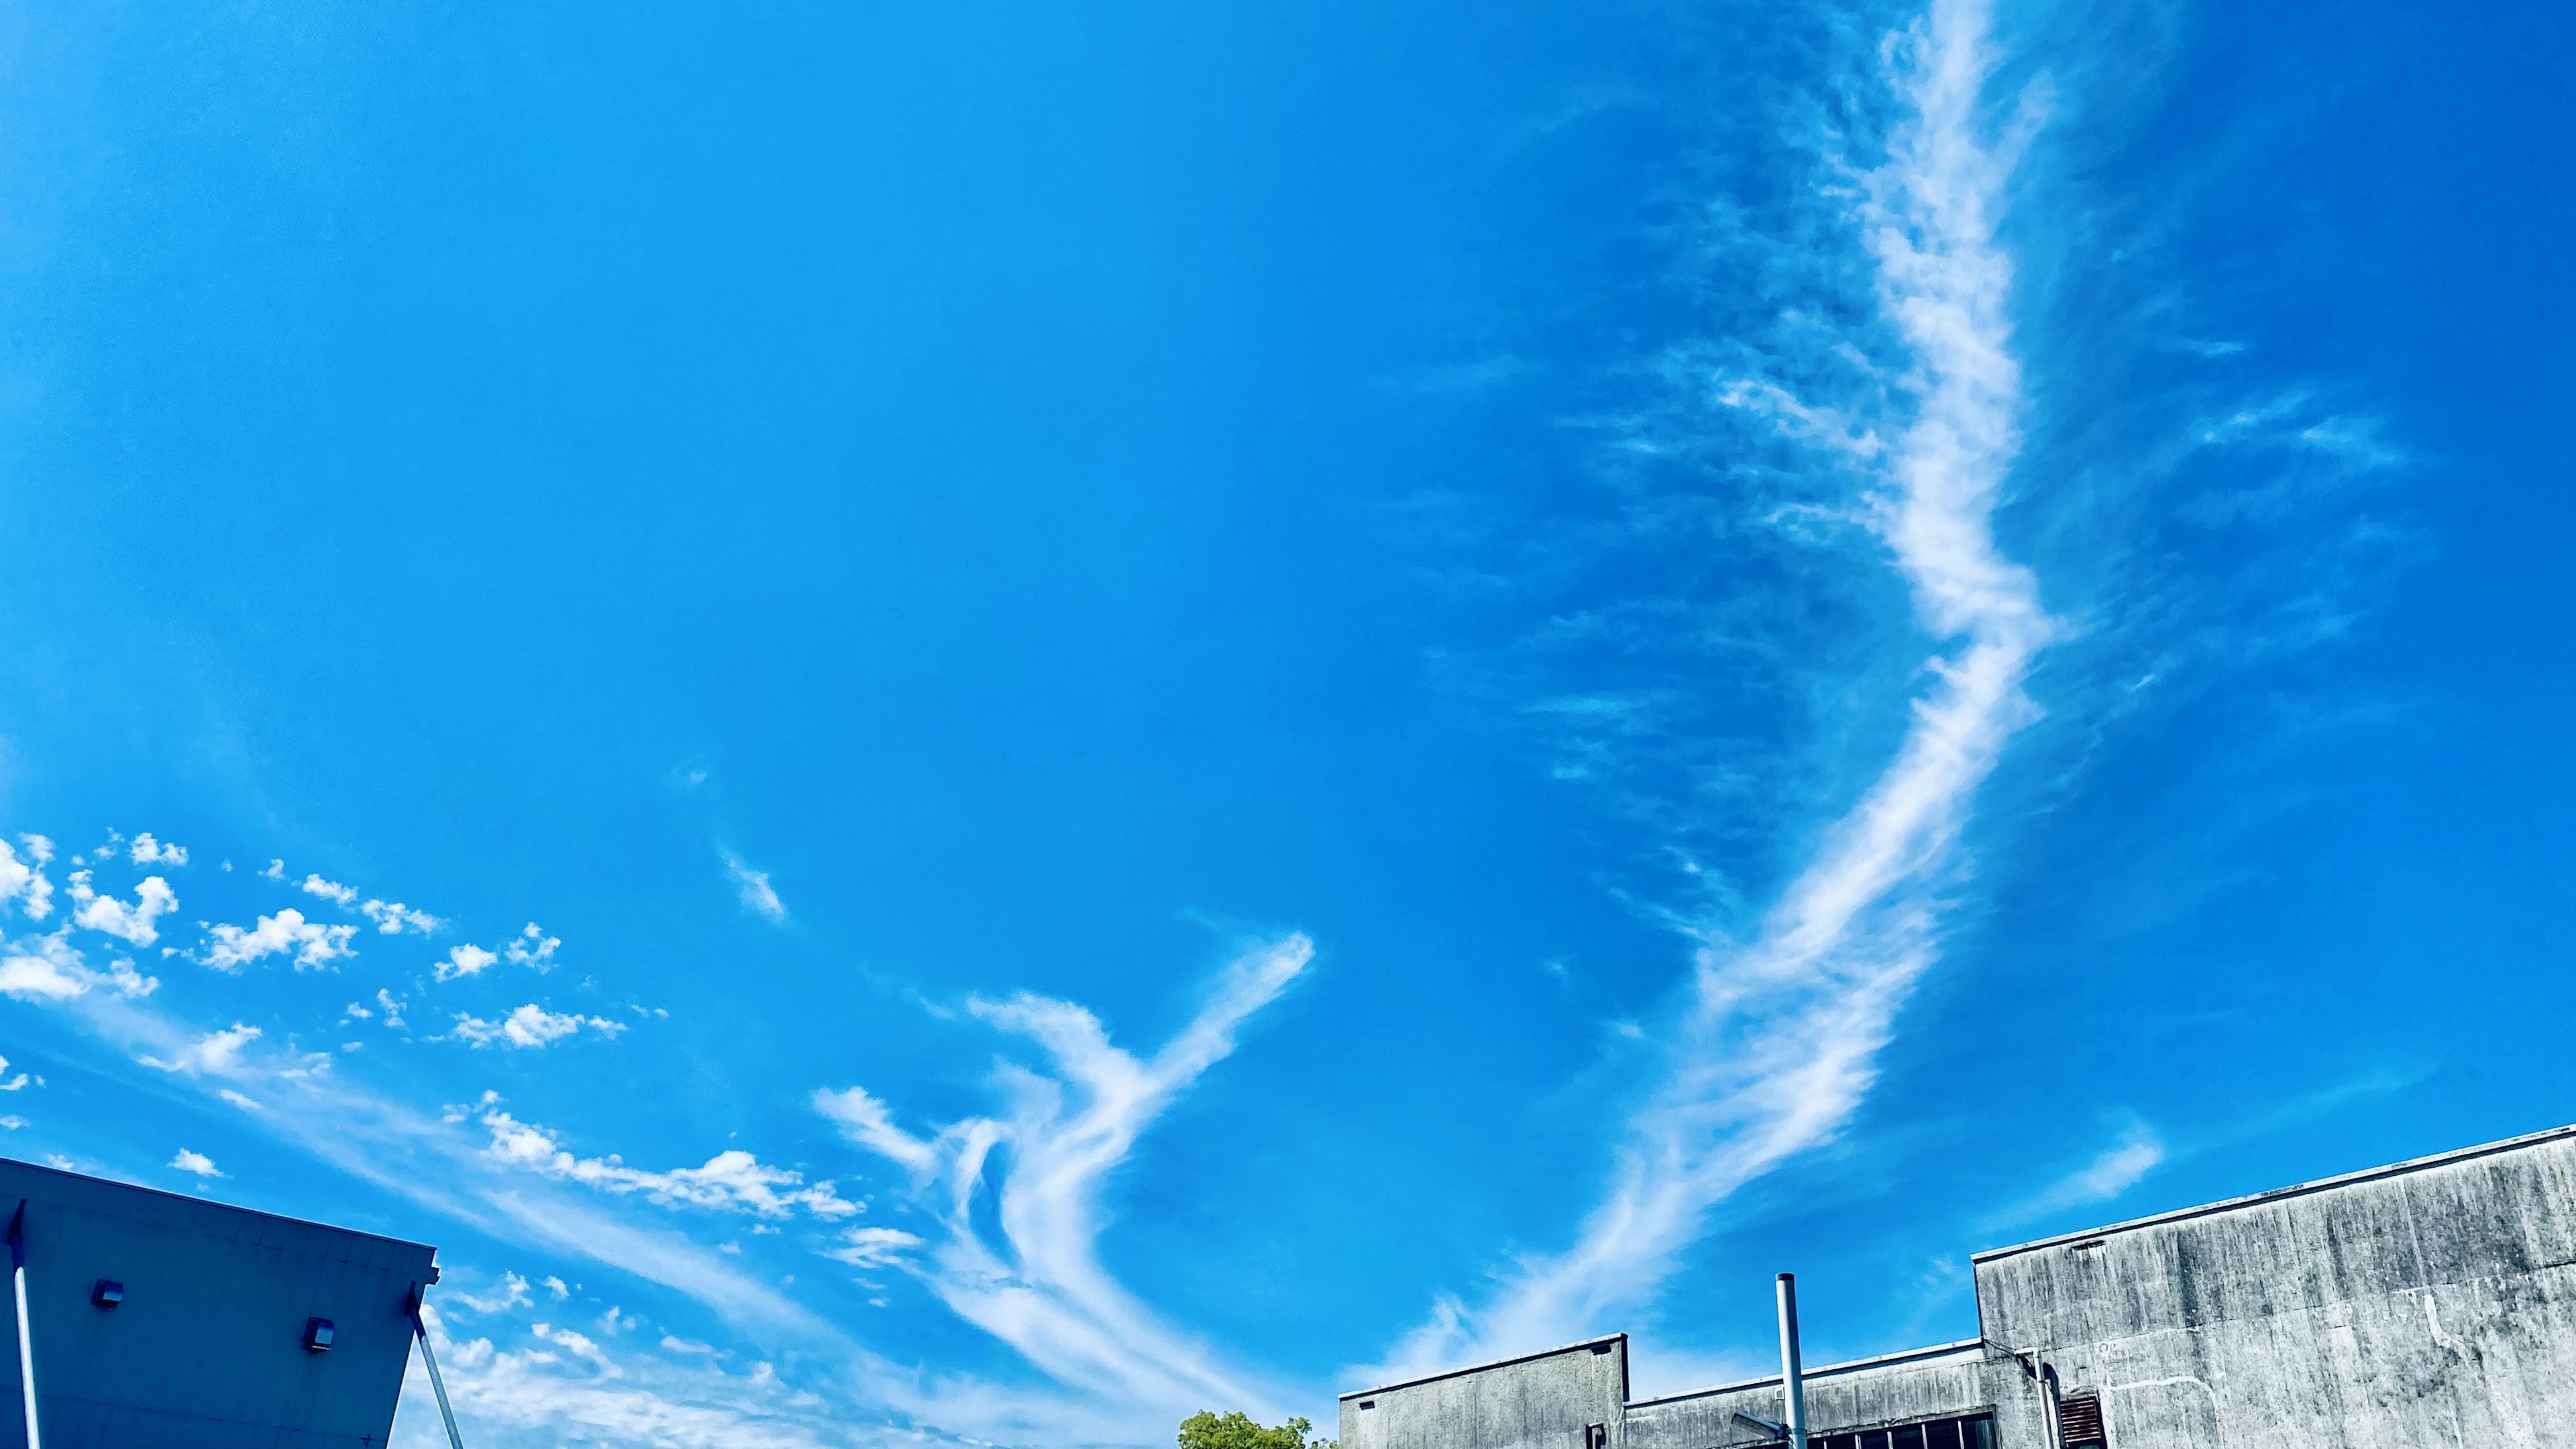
720,850,787,924
1386,0,2057,1369
816,935,1313,1428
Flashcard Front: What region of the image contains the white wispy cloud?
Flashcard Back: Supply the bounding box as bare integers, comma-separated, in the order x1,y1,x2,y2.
203,908,358,971
0,839,54,921
128,833,188,867
406,1306,859,1449
719,851,786,923
477,1097,856,1220
362,898,441,934
168,1148,223,1177
458,1270,537,1314
142,1022,264,1076
822,1226,924,1269
814,934,1311,1416
68,872,177,946
1982,1121,2165,1232
1387,0,2059,1367
450,1005,625,1050
0,932,156,1002
301,873,358,906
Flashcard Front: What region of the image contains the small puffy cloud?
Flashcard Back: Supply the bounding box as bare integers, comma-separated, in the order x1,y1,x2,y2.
360,899,439,935
0,1056,26,1092
129,834,189,867
435,945,499,982
451,1005,624,1050
300,874,357,907
543,1275,570,1301
203,909,358,971
504,923,559,971
169,1148,222,1177
821,1226,923,1269
69,873,177,947
0,840,56,921
478,1106,856,1219
719,851,786,923
142,1022,262,1076
376,988,408,1029
259,859,286,881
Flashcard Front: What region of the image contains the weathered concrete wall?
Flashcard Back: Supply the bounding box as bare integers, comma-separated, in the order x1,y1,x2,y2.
1623,1342,2015,1449
1343,1338,1629,1449
1975,1125,2576,1449
1346,1126,2576,1449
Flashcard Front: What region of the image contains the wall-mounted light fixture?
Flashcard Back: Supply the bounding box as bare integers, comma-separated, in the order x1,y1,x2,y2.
304,1317,335,1352
90,1279,123,1308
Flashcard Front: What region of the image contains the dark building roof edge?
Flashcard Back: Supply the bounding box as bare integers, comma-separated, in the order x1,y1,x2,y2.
0,1153,436,1256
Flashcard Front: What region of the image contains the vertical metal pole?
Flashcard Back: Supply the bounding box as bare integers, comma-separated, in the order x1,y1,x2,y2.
1775,1273,1807,1449
2033,1359,2063,1449
7,1207,38,1449
409,1285,468,1449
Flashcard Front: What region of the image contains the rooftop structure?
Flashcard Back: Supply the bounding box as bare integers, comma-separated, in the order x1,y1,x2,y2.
0,1155,452,1449
1343,1124,2576,1449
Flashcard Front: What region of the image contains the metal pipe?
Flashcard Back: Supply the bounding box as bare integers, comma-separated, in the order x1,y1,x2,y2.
8,1205,38,1449
2037,1360,2063,1449
1775,1273,1807,1449
409,1285,467,1449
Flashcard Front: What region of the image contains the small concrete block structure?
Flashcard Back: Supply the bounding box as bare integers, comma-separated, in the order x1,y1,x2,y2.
1344,1124,2576,1449
0,1155,437,1448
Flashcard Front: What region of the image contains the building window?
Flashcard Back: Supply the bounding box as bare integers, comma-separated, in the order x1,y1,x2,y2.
2056,1396,2105,1448
1805,1413,1995,1449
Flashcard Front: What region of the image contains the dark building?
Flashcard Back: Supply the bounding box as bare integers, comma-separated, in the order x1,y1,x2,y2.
1342,1124,2576,1449
0,1155,445,1448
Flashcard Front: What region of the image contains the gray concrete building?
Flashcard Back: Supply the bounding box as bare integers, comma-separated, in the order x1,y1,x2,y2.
1342,1124,2576,1449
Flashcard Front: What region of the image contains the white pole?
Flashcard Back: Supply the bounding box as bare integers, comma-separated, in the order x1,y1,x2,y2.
410,1287,468,1449
1775,1273,1807,1449
9,1208,38,1449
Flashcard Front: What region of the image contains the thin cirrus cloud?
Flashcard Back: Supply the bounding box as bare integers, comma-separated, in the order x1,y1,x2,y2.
1980,1121,2167,1234
0,837,56,920
1383,0,2061,1370
814,934,1313,1424
718,849,786,923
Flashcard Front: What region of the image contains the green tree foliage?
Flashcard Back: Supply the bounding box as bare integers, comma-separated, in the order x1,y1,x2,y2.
1178,1411,1336,1449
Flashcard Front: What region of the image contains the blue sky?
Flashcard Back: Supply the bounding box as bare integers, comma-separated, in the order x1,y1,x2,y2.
0,0,2570,1443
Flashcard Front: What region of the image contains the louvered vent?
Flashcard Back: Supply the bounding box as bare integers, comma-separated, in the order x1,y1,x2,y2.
2057,1394,2106,1447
